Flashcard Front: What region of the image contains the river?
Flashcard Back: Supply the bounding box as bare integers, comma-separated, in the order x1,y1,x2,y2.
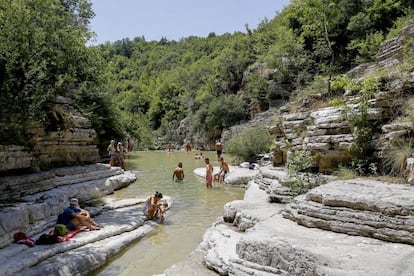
95,151,244,276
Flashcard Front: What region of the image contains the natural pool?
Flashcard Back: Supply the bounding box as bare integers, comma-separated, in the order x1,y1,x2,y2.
95,151,244,276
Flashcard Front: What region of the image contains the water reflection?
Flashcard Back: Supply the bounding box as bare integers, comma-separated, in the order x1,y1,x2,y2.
148,226,168,246
96,151,244,276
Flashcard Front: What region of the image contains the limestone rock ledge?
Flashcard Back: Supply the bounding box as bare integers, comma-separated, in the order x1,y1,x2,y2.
0,199,155,276
0,164,173,276
193,166,260,187
165,173,414,276
0,164,136,249
283,178,414,244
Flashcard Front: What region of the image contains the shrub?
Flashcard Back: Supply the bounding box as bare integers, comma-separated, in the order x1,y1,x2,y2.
334,166,357,180
383,137,413,180
287,150,321,194
226,126,273,162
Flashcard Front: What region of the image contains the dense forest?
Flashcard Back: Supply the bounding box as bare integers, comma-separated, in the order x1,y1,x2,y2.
1,0,413,151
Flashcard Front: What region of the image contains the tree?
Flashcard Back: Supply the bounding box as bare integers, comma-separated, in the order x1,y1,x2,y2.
205,95,248,134
289,0,340,93
0,0,102,144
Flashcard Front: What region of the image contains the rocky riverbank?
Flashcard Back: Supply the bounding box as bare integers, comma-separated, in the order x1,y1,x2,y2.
164,165,414,275
0,164,171,276
2,161,414,276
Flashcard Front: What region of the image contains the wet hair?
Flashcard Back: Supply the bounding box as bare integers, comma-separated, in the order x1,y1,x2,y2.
154,191,163,198
178,162,183,167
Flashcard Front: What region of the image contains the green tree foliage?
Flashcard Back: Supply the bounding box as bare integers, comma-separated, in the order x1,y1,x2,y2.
2,0,412,151
0,0,93,120
205,94,248,133
331,75,381,175
226,127,273,162
0,0,121,147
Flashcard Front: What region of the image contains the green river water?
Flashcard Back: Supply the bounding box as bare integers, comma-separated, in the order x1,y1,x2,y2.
96,151,244,276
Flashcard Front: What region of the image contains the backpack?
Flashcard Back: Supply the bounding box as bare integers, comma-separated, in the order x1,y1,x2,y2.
54,224,67,236
56,213,65,225
36,233,58,245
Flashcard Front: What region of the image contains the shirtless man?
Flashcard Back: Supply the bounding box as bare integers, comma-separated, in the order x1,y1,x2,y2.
214,157,230,183
215,140,223,160
172,162,184,181
205,158,214,188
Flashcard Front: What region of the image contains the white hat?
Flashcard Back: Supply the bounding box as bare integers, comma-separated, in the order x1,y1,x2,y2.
70,198,78,205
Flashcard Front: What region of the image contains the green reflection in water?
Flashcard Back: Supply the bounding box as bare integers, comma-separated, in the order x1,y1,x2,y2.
97,151,244,276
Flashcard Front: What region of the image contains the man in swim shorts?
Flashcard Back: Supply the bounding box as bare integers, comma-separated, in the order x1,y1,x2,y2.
205,158,214,188
216,157,230,183
215,140,223,161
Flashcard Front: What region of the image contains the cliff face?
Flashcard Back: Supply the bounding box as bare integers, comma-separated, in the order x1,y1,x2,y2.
0,96,99,175
225,18,414,176
184,20,414,276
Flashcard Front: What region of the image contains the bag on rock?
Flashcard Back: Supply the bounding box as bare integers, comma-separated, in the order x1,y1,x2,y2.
13,232,27,242
54,224,67,236
36,233,58,245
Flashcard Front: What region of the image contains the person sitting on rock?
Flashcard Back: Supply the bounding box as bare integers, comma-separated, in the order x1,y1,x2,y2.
143,192,168,223
60,198,101,231
214,157,230,183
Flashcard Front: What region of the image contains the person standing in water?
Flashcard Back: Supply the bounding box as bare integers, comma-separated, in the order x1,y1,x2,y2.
215,140,223,161
205,158,214,188
127,138,132,152
214,157,230,183
185,143,192,152
167,141,173,152
172,162,184,181
107,140,116,166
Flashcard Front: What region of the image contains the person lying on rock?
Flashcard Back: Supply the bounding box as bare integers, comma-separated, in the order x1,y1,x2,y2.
60,198,101,231
144,192,168,223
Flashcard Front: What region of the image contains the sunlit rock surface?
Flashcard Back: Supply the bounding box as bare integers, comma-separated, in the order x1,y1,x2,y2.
0,163,173,276
165,167,414,276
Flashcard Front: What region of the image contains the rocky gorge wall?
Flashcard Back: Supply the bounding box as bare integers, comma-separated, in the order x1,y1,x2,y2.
223,18,414,178
162,18,414,276
0,96,99,175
